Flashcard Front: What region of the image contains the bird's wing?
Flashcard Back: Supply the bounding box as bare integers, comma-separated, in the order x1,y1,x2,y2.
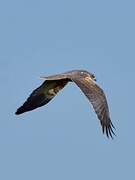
71,77,115,138
15,79,68,115
41,73,69,80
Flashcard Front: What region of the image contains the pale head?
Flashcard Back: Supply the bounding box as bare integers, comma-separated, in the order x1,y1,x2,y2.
76,70,97,81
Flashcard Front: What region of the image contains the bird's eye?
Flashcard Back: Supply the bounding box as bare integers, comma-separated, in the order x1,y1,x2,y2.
92,74,95,78
91,74,96,81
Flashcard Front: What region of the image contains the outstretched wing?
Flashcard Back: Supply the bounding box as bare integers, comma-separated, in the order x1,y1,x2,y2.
15,79,68,115
71,77,115,138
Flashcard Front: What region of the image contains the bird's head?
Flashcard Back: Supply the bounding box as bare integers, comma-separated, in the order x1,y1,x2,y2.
78,70,96,81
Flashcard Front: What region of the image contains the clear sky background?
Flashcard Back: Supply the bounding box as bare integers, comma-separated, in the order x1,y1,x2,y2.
0,0,135,179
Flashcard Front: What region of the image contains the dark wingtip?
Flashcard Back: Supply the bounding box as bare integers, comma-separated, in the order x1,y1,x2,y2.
106,123,116,139
101,120,116,139
15,107,25,115
15,111,21,115
15,111,19,115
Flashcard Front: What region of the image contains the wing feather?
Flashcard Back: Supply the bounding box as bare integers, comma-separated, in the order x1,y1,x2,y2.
71,77,115,138
15,80,68,115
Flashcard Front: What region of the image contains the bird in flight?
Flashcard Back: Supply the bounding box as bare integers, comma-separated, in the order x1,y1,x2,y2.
15,70,115,138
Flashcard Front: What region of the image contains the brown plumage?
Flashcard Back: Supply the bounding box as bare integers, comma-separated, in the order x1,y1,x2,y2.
15,70,115,138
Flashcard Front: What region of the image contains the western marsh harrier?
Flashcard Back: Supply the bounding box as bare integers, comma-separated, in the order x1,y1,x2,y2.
15,70,115,138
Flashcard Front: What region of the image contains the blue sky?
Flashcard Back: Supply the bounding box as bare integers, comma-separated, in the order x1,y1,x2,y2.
0,0,135,179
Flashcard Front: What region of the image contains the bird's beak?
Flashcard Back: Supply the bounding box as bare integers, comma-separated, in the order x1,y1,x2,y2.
93,77,96,81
